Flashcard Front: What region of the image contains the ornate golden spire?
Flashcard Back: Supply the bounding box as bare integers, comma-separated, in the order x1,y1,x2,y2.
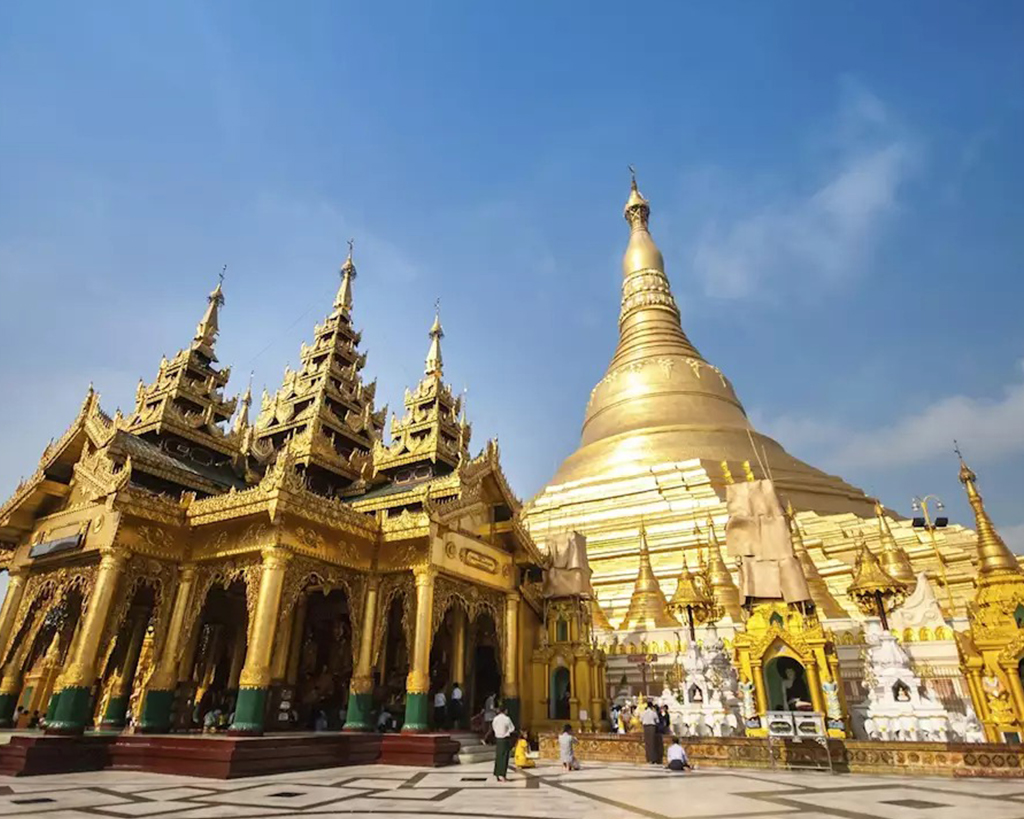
847,540,905,606
618,522,680,630
424,302,444,377
373,306,468,478
192,268,226,359
701,517,743,620
590,596,614,631
334,239,356,314
233,373,253,435
787,502,846,618
875,500,915,585
958,452,1020,578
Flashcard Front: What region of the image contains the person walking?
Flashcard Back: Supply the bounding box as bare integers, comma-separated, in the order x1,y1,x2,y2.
491,705,515,782
482,692,497,743
433,688,447,730
641,702,661,764
558,723,578,772
450,681,463,728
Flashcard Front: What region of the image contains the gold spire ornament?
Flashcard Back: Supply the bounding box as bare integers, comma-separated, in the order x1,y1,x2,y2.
590,595,614,632
701,517,743,621
787,502,847,618
192,269,226,359
958,452,1021,579
424,302,444,377
618,523,680,631
847,539,908,629
875,500,915,585
334,239,356,314
667,548,717,641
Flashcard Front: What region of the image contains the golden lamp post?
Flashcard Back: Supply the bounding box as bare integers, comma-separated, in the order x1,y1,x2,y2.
911,494,956,615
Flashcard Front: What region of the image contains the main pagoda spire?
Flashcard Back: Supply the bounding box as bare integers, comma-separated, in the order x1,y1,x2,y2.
540,170,873,516
251,242,386,496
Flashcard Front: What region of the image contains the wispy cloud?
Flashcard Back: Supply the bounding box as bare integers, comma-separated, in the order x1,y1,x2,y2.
692,83,917,299
756,358,1024,472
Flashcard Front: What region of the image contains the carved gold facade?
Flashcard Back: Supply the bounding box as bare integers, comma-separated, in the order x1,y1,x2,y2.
0,253,547,736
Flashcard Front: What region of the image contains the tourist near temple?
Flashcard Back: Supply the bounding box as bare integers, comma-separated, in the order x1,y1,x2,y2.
0,174,1022,777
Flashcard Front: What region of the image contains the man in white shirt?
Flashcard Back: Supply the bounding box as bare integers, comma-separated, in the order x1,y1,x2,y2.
433,689,447,730
641,703,662,764
666,737,691,771
490,706,515,782
450,682,463,728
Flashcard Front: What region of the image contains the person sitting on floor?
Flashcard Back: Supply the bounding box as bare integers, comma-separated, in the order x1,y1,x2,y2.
514,733,535,769
665,737,693,772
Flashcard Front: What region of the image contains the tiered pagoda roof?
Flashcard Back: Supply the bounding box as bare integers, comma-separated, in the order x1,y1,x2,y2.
372,309,470,481
250,245,387,497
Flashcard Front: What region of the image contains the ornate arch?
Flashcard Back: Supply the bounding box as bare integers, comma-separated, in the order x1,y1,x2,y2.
372,572,414,667
431,574,506,663
278,555,366,663
750,628,815,665
178,555,261,665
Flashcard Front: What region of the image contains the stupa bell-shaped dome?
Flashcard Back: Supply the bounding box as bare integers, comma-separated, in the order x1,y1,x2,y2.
546,173,874,516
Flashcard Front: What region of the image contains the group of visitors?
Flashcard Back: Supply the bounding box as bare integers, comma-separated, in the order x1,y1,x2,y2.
432,681,464,729
11,706,42,729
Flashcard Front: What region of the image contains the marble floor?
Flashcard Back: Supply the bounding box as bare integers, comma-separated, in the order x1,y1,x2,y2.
3,761,1024,819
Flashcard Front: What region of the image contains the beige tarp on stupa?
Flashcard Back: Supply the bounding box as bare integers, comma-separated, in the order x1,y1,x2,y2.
726,479,811,604
543,531,595,599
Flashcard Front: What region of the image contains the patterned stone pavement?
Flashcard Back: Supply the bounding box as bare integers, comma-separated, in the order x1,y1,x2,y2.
3,760,1024,819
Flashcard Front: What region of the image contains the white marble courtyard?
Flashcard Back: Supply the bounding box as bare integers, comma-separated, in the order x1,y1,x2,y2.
3,759,1024,819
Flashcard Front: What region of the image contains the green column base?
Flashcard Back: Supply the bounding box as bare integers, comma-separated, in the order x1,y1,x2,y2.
45,686,92,735
99,694,129,730
0,692,17,727
401,692,429,732
139,689,175,733
229,687,267,736
46,692,61,723
504,696,521,729
343,691,373,731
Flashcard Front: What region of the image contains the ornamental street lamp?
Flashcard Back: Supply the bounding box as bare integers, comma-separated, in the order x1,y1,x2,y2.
911,494,956,614
668,554,720,642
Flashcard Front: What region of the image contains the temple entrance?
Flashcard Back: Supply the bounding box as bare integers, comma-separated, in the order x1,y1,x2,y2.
293,588,353,730
549,666,570,720
468,612,501,721
430,610,455,720
377,595,409,715
185,580,248,731
95,583,158,729
14,589,84,727
765,656,810,711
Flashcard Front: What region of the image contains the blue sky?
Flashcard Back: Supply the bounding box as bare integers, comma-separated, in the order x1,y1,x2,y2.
2,0,1023,594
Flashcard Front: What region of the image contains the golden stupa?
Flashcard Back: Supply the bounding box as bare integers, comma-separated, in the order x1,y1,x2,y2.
523,173,982,624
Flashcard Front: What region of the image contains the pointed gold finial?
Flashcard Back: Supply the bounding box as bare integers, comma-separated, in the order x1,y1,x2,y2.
848,538,909,624
957,443,1020,577
234,371,253,435
786,501,846,617
424,299,444,377
874,499,915,585
624,164,650,231
335,239,357,313
618,521,680,630
193,272,226,354
702,515,743,620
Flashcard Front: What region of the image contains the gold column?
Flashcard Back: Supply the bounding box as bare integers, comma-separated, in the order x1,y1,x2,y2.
806,661,826,714
285,593,307,686
503,591,520,700
406,566,436,696
60,547,127,690
752,664,769,715
451,607,467,687
238,548,292,691
403,566,436,731
149,565,196,692
1005,666,1024,725
0,570,27,660
270,608,294,683
350,575,381,696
